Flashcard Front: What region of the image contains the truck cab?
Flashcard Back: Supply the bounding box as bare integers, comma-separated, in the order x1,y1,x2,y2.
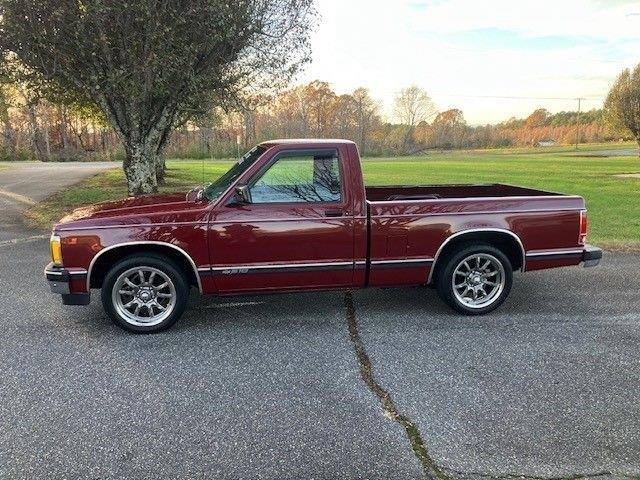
204,140,367,294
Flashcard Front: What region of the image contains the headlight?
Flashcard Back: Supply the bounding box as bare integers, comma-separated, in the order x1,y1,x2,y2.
50,234,63,265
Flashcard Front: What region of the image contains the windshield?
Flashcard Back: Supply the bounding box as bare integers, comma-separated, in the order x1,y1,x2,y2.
203,145,267,201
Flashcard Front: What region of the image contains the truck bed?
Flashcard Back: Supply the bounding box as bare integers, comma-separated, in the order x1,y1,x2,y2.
365,183,563,202
364,182,586,288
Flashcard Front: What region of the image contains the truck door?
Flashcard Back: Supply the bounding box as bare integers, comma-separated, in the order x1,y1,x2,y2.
207,147,356,293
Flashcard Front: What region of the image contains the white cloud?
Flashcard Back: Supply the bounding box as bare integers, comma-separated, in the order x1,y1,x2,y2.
297,0,640,124
414,0,640,39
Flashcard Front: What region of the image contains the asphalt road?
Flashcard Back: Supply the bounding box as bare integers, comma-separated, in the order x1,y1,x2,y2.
1,163,639,479
570,148,639,157
0,161,116,243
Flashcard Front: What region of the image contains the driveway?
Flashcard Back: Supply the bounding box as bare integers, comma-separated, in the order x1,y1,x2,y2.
0,162,116,243
569,148,639,157
0,163,639,479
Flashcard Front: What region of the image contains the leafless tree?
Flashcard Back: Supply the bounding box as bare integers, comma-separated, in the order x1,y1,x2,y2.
394,85,436,128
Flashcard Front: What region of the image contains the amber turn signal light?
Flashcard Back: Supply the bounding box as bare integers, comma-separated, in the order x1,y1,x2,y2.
50,234,63,265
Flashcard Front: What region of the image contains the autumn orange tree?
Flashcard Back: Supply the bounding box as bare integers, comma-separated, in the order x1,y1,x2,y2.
430,109,467,149
525,108,551,129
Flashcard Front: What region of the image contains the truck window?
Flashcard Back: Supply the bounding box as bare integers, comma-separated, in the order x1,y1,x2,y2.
249,151,342,203
204,145,266,201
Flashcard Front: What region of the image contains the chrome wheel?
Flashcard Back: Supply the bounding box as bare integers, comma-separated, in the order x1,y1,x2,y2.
452,253,505,309
112,266,176,327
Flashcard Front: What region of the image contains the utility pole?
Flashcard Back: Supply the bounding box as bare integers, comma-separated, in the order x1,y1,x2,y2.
575,97,582,150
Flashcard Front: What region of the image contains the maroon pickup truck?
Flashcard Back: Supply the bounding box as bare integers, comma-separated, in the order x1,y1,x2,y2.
45,139,602,333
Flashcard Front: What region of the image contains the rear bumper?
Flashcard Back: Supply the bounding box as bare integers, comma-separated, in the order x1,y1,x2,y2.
44,263,91,305
582,244,602,268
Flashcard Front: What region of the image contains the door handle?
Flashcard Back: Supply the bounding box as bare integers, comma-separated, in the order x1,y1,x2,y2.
324,209,344,217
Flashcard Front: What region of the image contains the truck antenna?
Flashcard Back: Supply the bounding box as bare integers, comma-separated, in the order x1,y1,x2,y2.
202,146,207,187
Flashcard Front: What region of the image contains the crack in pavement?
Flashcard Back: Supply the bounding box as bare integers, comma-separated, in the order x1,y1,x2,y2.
344,291,450,480
343,291,639,480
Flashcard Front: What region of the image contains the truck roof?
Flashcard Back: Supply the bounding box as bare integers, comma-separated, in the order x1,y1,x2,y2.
260,138,356,147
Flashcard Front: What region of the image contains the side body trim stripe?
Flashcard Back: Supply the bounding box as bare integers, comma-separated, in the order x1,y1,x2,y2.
198,257,436,276
199,261,353,276
370,258,434,269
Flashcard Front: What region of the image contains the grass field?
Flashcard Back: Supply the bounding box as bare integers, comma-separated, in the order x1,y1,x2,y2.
26,149,640,250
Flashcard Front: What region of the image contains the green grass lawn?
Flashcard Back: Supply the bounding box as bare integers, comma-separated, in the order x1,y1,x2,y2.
361,153,640,249
26,150,640,250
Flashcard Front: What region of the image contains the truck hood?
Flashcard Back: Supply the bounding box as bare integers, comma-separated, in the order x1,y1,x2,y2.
55,191,207,230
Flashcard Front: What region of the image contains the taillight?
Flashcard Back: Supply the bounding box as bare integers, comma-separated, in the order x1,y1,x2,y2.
579,210,588,245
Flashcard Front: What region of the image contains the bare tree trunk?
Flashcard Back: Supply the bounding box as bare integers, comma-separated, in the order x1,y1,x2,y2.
93,94,177,195
358,117,367,155
155,127,172,185
155,156,166,183
43,114,51,160
101,129,107,153
25,99,48,161
403,126,414,153
69,118,88,150
123,142,159,196
0,89,17,158
91,120,97,152
243,109,256,146
59,105,70,152
199,126,212,154
122,122,175,195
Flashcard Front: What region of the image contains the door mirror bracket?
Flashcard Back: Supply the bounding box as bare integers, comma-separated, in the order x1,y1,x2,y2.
228,185,251,206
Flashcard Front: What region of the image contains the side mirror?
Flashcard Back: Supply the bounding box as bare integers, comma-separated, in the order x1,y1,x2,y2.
229,184,250,206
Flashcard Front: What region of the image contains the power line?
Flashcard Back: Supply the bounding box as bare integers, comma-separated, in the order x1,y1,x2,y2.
435,93,604,101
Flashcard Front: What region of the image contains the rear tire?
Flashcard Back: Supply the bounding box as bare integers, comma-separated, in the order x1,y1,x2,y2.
101,254,189,333
435,243,513,315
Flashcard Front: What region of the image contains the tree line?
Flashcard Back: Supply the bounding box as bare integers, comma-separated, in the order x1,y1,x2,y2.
0,79,621,163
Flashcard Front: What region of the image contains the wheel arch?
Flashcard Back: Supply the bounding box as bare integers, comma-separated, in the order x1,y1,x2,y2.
428,228,525,284
87,241,202,292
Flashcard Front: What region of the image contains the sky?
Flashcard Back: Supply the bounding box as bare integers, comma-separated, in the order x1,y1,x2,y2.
297,0,640,124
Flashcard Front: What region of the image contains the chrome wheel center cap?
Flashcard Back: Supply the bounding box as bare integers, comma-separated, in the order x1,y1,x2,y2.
470,274,482,285
138,288,154,302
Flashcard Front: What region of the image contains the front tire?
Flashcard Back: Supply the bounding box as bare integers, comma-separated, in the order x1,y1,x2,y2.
101,254,189,333
435,244,513,315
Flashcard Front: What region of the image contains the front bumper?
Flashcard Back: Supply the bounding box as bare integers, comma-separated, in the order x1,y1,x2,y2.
582,244,602,268
44,263,91,305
